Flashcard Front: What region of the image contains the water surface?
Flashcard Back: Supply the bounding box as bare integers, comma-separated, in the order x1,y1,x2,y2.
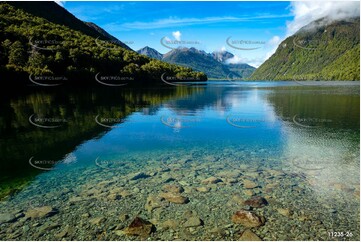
0,81,359,240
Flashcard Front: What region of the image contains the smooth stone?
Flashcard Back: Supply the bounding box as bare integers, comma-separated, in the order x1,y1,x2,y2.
123,217,155,237
226,195,244,208
244,196,268,208
0,213,16,224
159,192,189,204
239,229,262,241
277,208,291,217
162,184,184,194
89,216,106,225
145,195,164,212
25,206,58,219
195,187,210,193
162,219,179,230
201,177,222,185
55,226,70,239
231,210,265,228
243,180,258,189
183,217,203,227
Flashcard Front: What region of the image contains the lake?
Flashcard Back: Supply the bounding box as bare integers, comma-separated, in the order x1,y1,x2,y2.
0,81,359,240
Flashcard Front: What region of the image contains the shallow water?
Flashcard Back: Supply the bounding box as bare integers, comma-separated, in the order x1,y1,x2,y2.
0,81,359,240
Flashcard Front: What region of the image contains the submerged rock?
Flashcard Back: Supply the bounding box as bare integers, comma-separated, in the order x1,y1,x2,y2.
159,192,189,204
195,187,210,193
89,216,106,225
161,219,179,230
217,171,241,178
25,206,58,219
244,196,268,208
243,180,258,189
231,210,265,227
239,229,262,241
277,208,292,217
123,217,155,237
162,184,184,193
201,177,222,185
0,213,16,224
145,195,164,212
183,216,203,227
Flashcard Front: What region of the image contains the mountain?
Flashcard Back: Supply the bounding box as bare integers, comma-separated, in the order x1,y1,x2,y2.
0,2,206,86
7,1,131,50
249,17,360,81
137,46,163,60
161,47,255,79
211,50,234,62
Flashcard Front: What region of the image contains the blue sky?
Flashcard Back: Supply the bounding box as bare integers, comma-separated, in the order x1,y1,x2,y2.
62,1,295,67
66,1,361,67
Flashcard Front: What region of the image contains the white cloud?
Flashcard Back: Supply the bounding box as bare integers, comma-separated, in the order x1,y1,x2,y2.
172,31,181,41
222,53,264,67
264,35,282,60
119,14,291,30
286,1,360,36
225,55,243,64
267,36,281,47
262,2,360,64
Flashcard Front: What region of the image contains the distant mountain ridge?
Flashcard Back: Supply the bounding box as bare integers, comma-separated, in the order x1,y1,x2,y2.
137,46,255,79
137,46,163,60
249,17,360,81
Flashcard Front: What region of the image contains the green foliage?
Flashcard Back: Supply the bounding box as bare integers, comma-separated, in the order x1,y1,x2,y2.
0,3,206,84
8,40,26,66
250,18,360,81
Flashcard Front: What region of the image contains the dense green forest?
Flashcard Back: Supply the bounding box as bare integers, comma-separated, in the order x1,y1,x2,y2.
250,17,360,81
0,3,206,86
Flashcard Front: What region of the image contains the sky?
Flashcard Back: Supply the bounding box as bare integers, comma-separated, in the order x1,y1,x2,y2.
60,1,360,67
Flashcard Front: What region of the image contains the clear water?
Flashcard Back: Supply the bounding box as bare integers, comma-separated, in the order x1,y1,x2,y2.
0,81,359,240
